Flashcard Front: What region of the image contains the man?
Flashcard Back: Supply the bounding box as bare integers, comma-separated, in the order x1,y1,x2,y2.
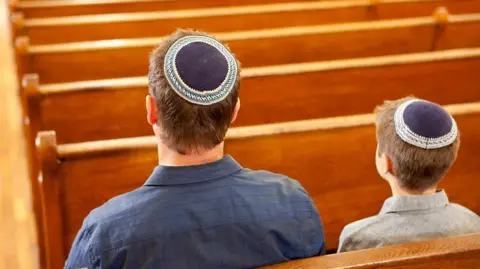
65,29,325,269
338,97,480,252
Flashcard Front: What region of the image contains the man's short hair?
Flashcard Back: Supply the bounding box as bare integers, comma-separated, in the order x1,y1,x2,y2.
374,97,460,191
148,29,241,154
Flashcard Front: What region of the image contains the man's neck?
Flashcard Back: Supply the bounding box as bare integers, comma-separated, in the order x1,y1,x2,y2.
157,142,225,167
389,177,437,197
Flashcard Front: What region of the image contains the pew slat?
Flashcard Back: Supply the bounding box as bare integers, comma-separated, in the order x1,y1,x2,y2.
263,233,480,268
24,49,480,143
17,0,480,44
16,0,322,18
17,13,480,83
35,104,480,269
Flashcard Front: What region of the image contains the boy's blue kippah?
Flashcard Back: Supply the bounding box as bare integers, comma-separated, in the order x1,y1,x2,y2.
394,99,458,149
163,35,239,105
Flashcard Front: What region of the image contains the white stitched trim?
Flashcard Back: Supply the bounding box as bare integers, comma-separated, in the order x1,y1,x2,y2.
394,99,458,149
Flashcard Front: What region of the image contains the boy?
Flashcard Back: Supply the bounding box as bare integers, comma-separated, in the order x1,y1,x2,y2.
338,97,480,252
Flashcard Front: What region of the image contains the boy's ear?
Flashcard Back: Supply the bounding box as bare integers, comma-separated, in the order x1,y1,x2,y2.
146,95,158,126
384,154,394,175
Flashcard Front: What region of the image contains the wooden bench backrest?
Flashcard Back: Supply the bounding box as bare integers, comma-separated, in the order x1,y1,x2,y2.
24,48,480,143
16,12,480,83
15,0,322,18
35,104,480,269
15,0,480,44
263,233,480,268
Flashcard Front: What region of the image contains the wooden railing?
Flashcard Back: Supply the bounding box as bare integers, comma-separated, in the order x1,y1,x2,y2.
14,10,480,83
262,233,480,268
13,0,480,44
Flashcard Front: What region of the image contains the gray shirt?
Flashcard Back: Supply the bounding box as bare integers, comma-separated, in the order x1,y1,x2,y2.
338,190,480,253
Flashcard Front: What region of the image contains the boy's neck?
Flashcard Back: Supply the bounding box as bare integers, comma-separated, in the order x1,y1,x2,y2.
389,178,437,197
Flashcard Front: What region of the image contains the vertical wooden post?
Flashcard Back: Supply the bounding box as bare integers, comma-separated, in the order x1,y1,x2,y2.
431,7,450,51
36,131,65,269
366,0,379,20
22,73,48,269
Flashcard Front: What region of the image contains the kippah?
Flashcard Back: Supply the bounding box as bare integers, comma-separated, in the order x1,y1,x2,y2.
394,99,458,149
163,35,239,105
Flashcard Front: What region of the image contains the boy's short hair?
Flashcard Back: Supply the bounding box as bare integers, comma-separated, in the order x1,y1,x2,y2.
374,97,460,191
148,29,241,154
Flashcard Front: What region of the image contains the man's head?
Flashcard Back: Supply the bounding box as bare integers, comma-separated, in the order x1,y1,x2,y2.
147,29,241,154
374,97,460,192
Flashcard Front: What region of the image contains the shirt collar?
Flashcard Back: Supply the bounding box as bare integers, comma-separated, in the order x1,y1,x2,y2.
144,155,242,186
380,190,449,214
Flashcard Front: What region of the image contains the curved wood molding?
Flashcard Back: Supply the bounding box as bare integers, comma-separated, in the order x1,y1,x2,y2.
36,131,58,174
262,233,480,269
23,0,439,27
434,6,450,24
10,12,24,29
15,36,29,55
56,101,480,159
36,48,480,95
22,74,40,96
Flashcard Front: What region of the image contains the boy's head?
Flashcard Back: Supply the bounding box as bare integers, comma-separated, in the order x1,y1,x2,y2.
374,97,460,192
146,29,241,154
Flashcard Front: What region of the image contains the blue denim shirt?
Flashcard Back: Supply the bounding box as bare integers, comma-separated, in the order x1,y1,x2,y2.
65,155,325,269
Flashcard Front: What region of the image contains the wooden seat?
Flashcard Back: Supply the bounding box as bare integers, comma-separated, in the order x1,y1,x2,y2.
262,233,480,268
15,12,480,83
35,103,480,269
14,0,480,44
24,48,480,143
14,0,322,18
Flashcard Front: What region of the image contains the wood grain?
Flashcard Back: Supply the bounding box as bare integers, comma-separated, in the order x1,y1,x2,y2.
25,49,480,143
262,233,480,268
19,14,480,83
36,112,480,267
19,0,480,44
0,2,39,269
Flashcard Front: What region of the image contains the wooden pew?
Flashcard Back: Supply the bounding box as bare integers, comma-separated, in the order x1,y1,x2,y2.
263,233,480,268
14,0,323,18
14,0,480,44
15,11,480,83
35,103,480,269
23,48,480,144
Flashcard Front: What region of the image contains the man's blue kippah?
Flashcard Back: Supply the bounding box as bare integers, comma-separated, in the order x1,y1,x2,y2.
164,35,239,105
394,99,458,149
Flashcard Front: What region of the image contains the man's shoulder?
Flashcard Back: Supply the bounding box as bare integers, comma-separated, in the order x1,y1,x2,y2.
237,169,312,201
86,187,148,226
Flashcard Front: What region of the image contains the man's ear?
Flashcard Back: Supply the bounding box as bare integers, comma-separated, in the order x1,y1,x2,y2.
231,98,241,124
146,95,158,126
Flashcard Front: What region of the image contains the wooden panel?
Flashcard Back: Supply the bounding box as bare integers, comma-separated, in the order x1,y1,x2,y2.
40,113,480,266
18,0,322,18
19,0,480,44
0,2,39,269
263,233,480,269
23,16,480,83
31,55,480,143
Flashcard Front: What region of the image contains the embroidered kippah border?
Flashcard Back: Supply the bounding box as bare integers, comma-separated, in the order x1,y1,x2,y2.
164,35,238,106
394,99,458,149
